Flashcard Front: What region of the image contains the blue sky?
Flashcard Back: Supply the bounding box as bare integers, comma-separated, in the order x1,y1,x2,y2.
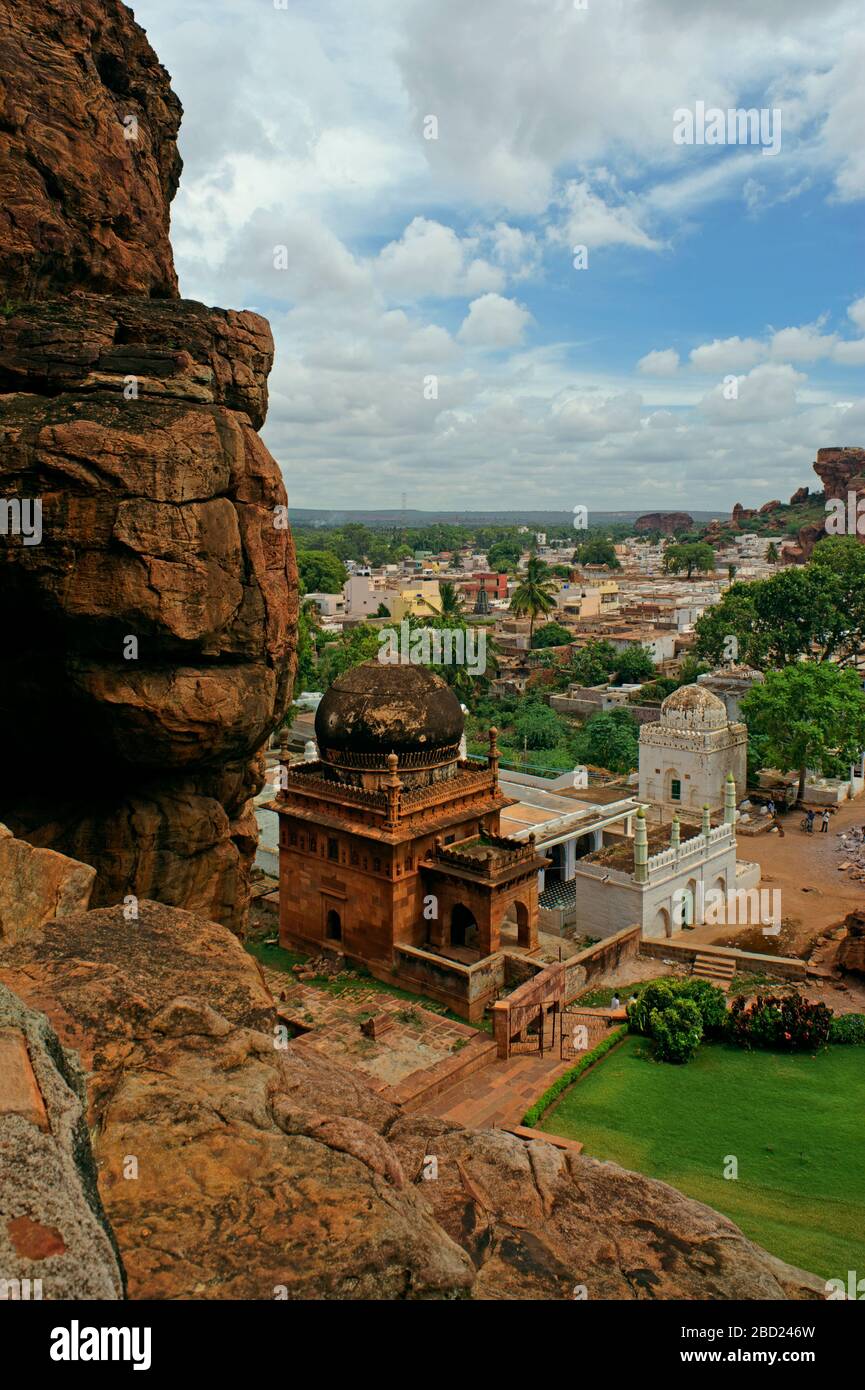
135,0,865,512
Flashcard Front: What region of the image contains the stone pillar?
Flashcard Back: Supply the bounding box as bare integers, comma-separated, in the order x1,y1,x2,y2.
385,752,401,829
670,815,680,852
702,804,711,838
278,728,291,799
724,772,736,826
633,807,648,884
488,726,500,785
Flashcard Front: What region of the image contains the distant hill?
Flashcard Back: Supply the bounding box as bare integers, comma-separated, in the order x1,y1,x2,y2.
290,507,725,528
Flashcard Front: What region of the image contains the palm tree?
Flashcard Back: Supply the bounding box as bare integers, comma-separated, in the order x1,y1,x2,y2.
437,581,464,619
509,556,558,646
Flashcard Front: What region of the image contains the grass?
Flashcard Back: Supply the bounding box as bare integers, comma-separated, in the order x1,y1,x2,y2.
573,976,669,1008
540,1034,865,1282
245,936,489,1031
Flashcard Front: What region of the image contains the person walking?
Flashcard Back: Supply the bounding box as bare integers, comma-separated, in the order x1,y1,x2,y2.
805,809,815,833
821,809,830,833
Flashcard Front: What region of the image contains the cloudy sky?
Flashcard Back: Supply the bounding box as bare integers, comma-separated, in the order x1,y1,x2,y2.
135,0,865,512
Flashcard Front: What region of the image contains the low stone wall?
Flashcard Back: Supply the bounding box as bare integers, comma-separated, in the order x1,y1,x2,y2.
563,924,642,1001
390,944,505,1023
639,938,809,981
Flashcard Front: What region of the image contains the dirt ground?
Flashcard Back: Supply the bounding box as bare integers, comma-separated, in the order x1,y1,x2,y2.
680,796,864,957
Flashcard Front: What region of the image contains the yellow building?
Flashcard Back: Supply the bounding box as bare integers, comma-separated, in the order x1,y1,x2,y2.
387,580,443,621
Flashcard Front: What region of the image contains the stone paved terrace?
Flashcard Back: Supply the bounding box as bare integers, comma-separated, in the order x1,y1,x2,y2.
261,964,478,1086
421,1051,574,1128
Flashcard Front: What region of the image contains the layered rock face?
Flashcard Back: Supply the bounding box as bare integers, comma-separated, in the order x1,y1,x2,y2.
782,447,865,564
0,1,296,932
634,511,693,535
0,899,824,1300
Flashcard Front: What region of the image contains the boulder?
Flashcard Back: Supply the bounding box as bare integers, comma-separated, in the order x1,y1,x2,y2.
789,486,810,505
0,900,825,1300
0,825,95,944
836,908,865,977
0,982,125,1300
633,512,693,535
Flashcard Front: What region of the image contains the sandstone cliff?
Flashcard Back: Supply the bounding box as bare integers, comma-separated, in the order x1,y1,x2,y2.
0,898,824,1301
0,0,297,932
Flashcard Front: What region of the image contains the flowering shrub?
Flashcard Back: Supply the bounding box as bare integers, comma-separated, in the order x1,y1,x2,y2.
728,993,832,1052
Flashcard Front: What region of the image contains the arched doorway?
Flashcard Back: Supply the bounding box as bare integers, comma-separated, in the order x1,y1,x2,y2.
647,905,670,939
325,908,342,941
514,900,531,948
450,903,478,949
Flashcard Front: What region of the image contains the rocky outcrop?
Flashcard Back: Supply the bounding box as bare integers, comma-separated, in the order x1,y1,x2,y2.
758,499,781,514
634,512,693,535
790,486,810,506
731,502,756,528
0,899,824,1300
0,0,297,932
0,981,124,1300
0,0,181,300
836,909,865,977
813,446,865,504
0,826,95,945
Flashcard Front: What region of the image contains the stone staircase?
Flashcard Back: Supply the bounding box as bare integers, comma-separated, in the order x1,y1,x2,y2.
692,952,736,992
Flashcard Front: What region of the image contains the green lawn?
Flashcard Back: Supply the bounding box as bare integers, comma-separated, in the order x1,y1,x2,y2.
540,1035,865,1282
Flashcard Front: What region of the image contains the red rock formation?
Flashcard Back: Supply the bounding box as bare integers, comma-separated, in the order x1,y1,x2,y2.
789,485,810,505
0,0,297,932
0,0,182,300
0,899,825,1300
730,502,756,529
633,511,693,535
758,499,781,514
782,446,865,563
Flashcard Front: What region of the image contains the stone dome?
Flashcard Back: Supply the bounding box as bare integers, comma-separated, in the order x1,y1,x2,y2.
315,660,464,769
660,683,727,731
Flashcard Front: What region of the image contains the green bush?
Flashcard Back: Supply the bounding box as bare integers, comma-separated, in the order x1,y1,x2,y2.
829,1013,865,1045
648,998,704,1064
522,1026,628,1127
626,980,677,1035
676,977,728,1037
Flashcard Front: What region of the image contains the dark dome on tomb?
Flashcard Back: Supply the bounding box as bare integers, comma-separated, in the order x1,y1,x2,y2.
315,660,464,769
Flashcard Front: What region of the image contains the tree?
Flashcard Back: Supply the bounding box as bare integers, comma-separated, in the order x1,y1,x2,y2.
740,662,865,804
569,639,618,686
662,541,716,579
575,537,620,568
437,581,464,619
487,538,522,571
513,702,565,750
766,542,779,565
296,549,347,594
611,643,655,685
375,602,391,617
532,620,573,648
576,709,639,774
694,548,865,670
509,556,558,645
316,624,381,686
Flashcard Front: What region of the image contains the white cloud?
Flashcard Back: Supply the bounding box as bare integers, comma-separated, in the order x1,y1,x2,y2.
769,322,837,361
375,217,503,300
457,294,533,348
638,348,680,376
699,362,806,422
690,336,767,373
848,295,865,332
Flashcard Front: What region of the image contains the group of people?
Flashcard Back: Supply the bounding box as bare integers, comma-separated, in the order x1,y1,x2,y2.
802,808,831,833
